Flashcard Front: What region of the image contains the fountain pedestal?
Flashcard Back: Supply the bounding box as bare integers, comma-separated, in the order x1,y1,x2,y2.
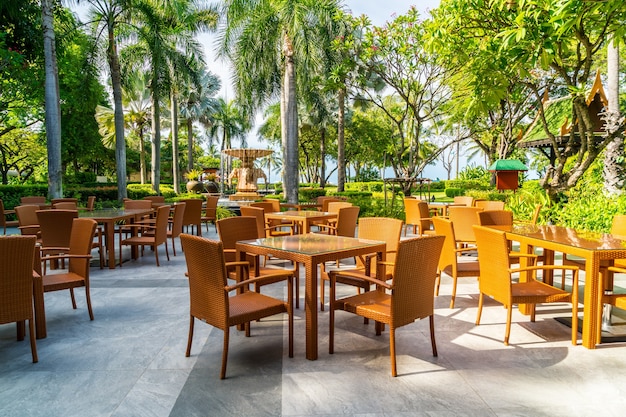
224,148,273,200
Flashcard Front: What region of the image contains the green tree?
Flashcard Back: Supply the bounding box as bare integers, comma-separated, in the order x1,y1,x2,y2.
220,0,342,203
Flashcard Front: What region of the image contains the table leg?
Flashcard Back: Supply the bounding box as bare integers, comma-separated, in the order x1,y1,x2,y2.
305,260,318,360
104,221,116,269
33,272,46,339
584,255,601,349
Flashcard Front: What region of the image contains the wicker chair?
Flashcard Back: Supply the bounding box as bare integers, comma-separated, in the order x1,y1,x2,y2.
144,202,186,256
453,196,474,207
472,225,579,346
432,217,481,309
239,206,294,238
180,234,293,379
315,206,359,237
476,209,513,226
119,205,170,267
319,217,403,311
20,196,46,206
1,199,18,235
86,196,96,211
447,206,483,247
403,198,434,236
0,235,38,362
201,195,219,233
41,218,98,321
15,205,41,239
329,235,445,377
52,202,78,210
180,198,203,236
37,209,77,274
216,216,299,307
143,196,165,204
474,200,505,210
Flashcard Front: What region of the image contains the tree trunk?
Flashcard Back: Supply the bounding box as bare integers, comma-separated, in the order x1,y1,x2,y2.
337,87,346,192
171,91,180,194
282,37,299,204
603,39,623,195
42,0,62,199
319,127,326,188
107,22,127,200
139,122,146,184
151,86,161,195
187,118,194,171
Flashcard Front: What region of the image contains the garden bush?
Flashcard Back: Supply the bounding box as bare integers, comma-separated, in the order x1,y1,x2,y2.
445,187,464,198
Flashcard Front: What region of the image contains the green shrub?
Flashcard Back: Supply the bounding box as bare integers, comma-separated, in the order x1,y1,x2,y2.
298,187,326,201
445,187,464,198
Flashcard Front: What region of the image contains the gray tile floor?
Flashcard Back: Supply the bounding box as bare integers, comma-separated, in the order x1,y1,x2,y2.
3,225,626,417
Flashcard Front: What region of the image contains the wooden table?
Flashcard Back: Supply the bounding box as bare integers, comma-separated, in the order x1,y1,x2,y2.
280,202,322,211
264,211,337,234
79,209,153,269
236,233,386,360
503,223,626,349
427,202,463,216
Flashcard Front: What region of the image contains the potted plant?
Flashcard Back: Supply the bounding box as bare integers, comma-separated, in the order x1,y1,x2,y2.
185,169,204,193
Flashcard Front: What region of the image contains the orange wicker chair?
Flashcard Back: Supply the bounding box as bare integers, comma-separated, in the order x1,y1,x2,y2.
41,218,98,321
0,235,38,362
315,206,359,237
36,209,77,273
239,206,294,238
474,200,505,210
201,195,219,232
432,217,481,309
180,234,293,379
1,199,19,235
453,196,474,207
144,202,186,256
119,205,170,267
20,196,46,206
472,225,579,346
319,217,403,311
52,202,78,210
15,205,41,239
476,210,513,226
329,235,445,377
447,206,483,247
403,198,434,236
180,198,203,236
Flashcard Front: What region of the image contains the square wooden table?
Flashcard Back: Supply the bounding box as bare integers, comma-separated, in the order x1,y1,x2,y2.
79,208,153,269
236,233,386,360
264,211,337,234
503,223,626,349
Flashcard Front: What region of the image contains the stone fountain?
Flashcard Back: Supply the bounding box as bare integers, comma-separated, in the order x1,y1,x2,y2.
223,148,272,200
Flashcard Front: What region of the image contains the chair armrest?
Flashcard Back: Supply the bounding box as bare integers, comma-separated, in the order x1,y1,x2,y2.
329,269,392,289
41,254,92,262
316,223,337,232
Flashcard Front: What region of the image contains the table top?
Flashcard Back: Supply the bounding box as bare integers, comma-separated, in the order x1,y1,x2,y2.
79,208,153,221
237,233,385,256
265,211,335,219
280,202,322,210
502,224,626,252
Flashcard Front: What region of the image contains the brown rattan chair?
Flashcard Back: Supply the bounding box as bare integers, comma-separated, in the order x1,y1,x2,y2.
315,206,359,237
143,196,165,204
15,205,41,239
403,198,434,236
472,225,579,346
180,198,203,236
52,202,78,210
453,196,474,207
474,200,505,210
320,217,403,311
51,198,78,206
216,216,299,306
447,206,483,247
180,234,293,379
0,235,38,362
20,196,46,206
119,205,170,267
41,218,98,321
432,217,481,309
86,196,96,211
37,209,77,274
240,205,294,238
476,209,513,227
144,202,186,256
329,235,445,377
1,199,19,235
201,195,219,232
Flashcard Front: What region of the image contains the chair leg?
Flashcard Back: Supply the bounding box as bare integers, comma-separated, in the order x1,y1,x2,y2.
429,314,438,357
449,276,458,309
320,274,325,311
28,318,38,363
504,305,513,346
171,236,177,256
70,288,77,309
390,327,397,377
185,316,195,357
85,285,94,321
329,281,335,354
220,328,229,380
154,246,160,267
475,293,484,325
435,272,441,296
165,241,170,261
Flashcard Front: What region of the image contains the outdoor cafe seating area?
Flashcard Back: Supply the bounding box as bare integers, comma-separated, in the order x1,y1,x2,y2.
3,197,626,416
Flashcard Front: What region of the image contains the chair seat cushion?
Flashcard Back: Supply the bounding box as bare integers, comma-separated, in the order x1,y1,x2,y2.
43,272,85,292
228,291,287,326
512,280,572,304
336,290,390,323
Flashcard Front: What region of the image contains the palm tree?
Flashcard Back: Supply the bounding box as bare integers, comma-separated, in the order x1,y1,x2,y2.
122,70,151,184
220,0,342,203
604,39,623,195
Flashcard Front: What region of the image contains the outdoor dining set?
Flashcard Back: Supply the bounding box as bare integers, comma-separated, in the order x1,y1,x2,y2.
2,194,626,378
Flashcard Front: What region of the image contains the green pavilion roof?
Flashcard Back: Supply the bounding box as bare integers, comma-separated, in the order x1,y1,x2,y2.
488,159,528,171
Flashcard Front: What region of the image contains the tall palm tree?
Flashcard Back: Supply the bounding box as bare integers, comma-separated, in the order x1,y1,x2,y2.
122,70,151,184
604,39,623,195
220,0,342,203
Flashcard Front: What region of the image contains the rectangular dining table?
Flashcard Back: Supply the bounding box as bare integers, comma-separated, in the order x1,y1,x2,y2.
502,223,626,349
236,233,386,360
79,208,153,269
264,210,337,234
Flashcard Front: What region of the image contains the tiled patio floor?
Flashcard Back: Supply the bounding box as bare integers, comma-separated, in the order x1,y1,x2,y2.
2,225,626,416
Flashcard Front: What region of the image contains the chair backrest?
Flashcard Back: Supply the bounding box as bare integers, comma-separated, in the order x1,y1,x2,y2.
327,201,352,213
530,204,542,225
180,234,228,329
475,200,505,211
124,199,152,210
169,202,186,238
477,210,513,227
453,196,474,207
611,214,626,238
152,205,171,245
181,199,203,226
239,206,266,238
263,199,281,212
20,196,46,205
143,196,165,203
335,206,360,237
216,216,259,263
67,218,98,276
472,225,512,303
53,202,78,210
447,206,483,244
51,198,78,206
37,209,78,249
404,198,431,228
86,196,96,211
0,235,37,325
15,205,40,236
431,217,459,272
356,217,403,269
321,198,345,212
204,195,219,219
250,201,275,213
391,235,444,324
